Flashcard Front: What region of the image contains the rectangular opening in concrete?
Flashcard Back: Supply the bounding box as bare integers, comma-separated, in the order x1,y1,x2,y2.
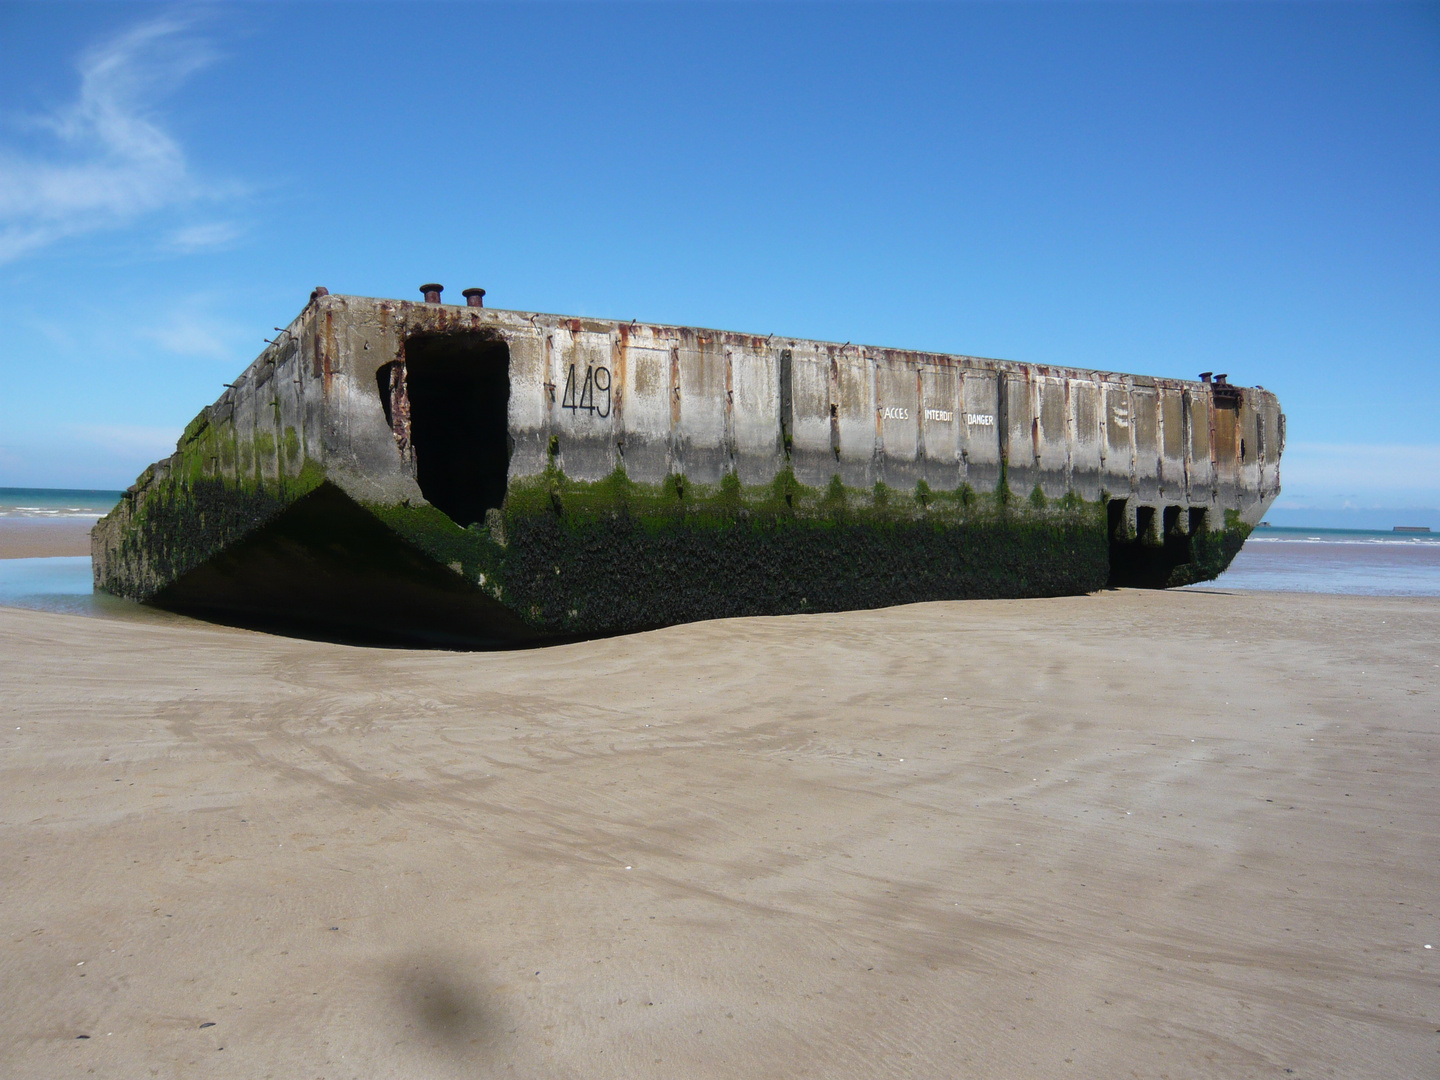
1108,497,1128,541
1136,505,1157,546
376,361,400,429
404,332,511,527
1163,504,1182,538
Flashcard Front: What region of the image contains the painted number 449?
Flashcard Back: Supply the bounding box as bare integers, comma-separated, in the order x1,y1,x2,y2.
561,364,611,418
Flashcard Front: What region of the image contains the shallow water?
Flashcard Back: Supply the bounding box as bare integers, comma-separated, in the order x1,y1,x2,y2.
1201,526,1440,597
0,556,165,620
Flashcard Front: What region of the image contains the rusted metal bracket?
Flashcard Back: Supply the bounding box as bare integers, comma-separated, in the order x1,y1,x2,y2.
1211,383,1242,407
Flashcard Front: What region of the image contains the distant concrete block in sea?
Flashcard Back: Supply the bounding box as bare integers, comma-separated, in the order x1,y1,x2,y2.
92,286,1284,644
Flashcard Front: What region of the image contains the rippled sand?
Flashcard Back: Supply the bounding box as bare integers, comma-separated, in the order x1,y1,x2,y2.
1,590,1435,1078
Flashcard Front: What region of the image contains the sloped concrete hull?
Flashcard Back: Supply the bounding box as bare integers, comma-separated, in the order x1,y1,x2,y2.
150,484,540,647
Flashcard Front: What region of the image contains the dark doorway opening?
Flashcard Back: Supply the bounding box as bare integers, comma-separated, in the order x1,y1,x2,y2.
1109,501,1208,589
404,332,511,527
1162,505,1182,539
1107,497,1128,542
1135,505,1156,545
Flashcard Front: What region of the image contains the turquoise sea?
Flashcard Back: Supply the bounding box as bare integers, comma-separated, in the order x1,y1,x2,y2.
0,487,123,519
0,492,1436,622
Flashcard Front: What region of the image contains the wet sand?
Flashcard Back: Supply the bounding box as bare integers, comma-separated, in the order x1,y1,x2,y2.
0,518,94,559
1,590,1435,1079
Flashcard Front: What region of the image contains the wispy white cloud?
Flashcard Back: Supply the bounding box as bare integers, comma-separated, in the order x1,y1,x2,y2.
164,220,243,253
0,16,231,263
1277,442,1440,509
139,294,248,362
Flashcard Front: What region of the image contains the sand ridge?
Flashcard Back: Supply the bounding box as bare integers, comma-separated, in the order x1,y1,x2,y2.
0,590,1436,1078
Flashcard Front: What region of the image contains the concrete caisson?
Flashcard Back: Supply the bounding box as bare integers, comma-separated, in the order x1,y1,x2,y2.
93,292,1283,644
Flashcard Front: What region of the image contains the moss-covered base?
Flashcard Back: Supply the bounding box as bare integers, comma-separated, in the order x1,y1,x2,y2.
96,464,324,601
98,461,1254,645
1107,508,1252,589
376,466,1110,639
499,511,1107,635
1162,518,1253,588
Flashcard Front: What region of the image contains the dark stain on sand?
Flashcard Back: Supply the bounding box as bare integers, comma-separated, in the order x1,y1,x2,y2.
389,953,503,1056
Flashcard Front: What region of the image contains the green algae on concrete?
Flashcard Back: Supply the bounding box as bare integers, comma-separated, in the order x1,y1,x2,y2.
98,465,325,600
377,465,1111,637
1164,511,1253,588
94,404,324,600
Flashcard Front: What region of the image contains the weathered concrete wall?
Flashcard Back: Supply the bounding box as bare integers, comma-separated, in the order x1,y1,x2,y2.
298,294,1281,528
285,293,1280,524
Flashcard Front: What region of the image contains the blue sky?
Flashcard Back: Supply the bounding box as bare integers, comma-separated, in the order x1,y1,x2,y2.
1,2,1436,526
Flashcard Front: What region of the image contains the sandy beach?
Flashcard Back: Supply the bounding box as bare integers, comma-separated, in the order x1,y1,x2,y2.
0,518,94,559
1,588,1436,1079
